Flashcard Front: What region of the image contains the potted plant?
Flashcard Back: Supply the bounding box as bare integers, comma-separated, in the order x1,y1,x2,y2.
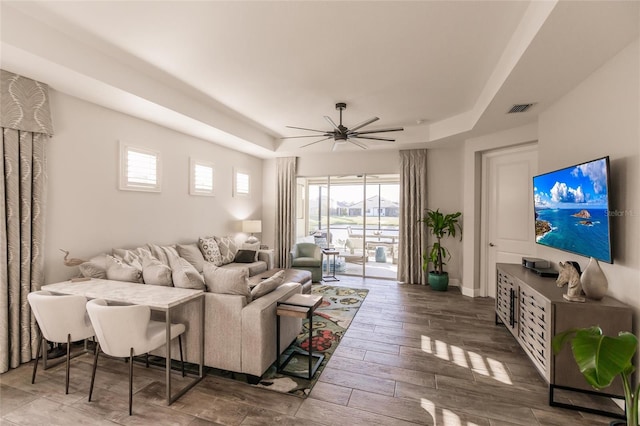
552,326,638,425
420,209,462,291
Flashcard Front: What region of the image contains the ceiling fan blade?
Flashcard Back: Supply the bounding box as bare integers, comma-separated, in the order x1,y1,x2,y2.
280,134,331,139
352,135,396,142
300,137,332,148
285,125,327,133
349,117,379,132
331,142,339,152
349,139,368,149
324,116,340,131
352,127,404,135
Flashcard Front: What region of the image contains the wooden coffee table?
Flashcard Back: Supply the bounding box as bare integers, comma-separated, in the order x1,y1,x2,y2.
276,294,324,379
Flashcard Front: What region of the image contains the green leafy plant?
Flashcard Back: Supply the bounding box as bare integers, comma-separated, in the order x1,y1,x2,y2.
420,209,462,274
552,326,638,425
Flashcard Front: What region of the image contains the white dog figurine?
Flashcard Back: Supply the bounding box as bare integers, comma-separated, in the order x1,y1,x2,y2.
556,261,585,302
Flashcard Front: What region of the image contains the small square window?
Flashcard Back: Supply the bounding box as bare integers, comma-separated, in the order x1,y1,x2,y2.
234,169,250,197
190,158,215,196
119,142,161,192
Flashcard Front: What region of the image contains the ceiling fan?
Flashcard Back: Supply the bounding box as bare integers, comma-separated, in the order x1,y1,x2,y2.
282,103,403,151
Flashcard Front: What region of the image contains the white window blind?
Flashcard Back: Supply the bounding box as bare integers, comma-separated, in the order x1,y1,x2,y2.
119,143,161,192
235,170,250,196
190,159,215,196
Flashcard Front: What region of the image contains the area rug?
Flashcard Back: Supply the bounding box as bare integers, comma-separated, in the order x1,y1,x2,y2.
209,284,369,397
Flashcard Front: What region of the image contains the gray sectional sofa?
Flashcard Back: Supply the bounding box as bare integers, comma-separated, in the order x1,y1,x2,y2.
77,238,313,378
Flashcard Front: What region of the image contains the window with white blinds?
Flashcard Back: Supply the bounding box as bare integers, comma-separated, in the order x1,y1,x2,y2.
234,169,250,196
119,143,161,192
190,158,215,196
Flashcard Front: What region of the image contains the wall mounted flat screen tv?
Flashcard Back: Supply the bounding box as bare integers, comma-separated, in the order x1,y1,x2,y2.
533,156,612,263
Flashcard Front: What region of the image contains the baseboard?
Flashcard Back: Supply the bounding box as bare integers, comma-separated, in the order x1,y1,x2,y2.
460,285,480,298
448,278,460,287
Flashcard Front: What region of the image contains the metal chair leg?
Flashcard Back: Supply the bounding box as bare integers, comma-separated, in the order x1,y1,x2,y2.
179,335,185,377
145,353,149,368
65,334,71,394
88,342,100,402
31,331,43,384
129,348,134,416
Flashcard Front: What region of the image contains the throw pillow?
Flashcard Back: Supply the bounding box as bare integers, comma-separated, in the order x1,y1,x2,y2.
203,264,251,304
176,243,206,273
198,236,223,266
168,252,205,290
251,270,286,299
113,247,151,270
78,254,108,279
241,242,261,261
147,243,170,266
105,255,143,283
142,256,173,286
234,249,256,264
214,236,238,265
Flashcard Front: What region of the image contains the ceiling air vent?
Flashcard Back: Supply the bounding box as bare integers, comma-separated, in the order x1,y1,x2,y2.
507,103,535,114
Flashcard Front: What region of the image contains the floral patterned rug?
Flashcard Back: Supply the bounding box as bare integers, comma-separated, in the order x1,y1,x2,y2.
210,284,369,397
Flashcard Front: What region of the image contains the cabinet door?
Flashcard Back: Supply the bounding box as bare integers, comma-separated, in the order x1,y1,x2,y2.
496,269,517,335
518,285,550,381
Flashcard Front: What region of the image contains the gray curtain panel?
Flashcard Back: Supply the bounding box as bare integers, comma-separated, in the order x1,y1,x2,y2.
274,157,297,268
398,149,428,285
1,70,52,373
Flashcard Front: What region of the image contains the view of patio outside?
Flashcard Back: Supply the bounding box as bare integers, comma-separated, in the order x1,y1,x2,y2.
299,175,399,280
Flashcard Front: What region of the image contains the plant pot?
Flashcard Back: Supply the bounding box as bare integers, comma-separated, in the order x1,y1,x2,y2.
609,420,626,426
428,272,449,291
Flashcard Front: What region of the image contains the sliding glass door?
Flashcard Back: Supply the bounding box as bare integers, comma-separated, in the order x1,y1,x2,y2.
297,174,399,280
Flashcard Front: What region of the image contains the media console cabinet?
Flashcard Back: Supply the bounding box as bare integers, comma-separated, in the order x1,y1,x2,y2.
495,263,632,417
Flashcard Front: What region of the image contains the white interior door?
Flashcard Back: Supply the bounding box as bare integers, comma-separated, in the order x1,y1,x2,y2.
481,144,538,298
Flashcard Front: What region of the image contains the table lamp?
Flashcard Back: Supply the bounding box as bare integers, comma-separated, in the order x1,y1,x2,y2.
242,220,262,244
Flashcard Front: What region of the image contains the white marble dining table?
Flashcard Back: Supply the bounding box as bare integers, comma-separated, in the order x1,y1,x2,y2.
42,278,205,405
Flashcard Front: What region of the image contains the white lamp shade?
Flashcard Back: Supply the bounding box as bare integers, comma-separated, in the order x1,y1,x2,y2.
242,220,262,234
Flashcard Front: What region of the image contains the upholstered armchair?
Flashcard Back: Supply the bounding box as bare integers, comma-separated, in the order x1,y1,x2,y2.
290,242,323,282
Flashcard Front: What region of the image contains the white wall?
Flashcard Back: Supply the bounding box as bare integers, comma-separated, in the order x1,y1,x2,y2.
45,91,263,283
427,146,465,284
537,39,640,330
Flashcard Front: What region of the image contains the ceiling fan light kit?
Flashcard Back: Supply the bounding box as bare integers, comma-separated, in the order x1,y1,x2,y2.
284,103,403,151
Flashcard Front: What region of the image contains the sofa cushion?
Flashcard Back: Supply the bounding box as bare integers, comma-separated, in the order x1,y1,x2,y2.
219,261,267,277
198,236,223,266
291,256,321,267
234,249,256,264
142,256,173,286
146,243,172,266
105,255,143,283
176,243,206,273
168,253,205,290
203,264,251,304
248,268,313,294
250,270,285,299
79,254,108,279
215,236,238,265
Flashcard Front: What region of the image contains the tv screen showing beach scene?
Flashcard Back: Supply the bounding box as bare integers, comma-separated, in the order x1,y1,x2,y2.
533,156,612,263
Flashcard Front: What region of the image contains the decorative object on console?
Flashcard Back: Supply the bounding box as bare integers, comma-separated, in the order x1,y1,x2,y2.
242,220,262,244
580,257,608,300
556,261,585,302
59,249,87,267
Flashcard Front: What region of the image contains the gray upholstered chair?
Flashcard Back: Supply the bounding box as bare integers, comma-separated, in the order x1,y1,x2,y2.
290,243,323,282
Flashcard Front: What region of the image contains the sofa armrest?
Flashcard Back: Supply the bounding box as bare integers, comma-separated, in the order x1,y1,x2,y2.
202,292,246,371
241,282,303,377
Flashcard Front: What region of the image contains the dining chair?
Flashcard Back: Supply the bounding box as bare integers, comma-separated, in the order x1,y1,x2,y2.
27,290,95,394
86,299,186,415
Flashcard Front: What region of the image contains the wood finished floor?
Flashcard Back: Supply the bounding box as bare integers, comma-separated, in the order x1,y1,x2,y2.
1,277,621,425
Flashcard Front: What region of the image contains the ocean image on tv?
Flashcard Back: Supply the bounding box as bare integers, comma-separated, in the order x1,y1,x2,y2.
533,157,611,263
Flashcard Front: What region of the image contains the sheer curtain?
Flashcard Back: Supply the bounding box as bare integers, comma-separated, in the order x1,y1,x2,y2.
274,157,297,268
1,70,53,373
398,149,428,285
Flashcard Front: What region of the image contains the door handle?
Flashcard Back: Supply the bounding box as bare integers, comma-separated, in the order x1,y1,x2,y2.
489,242,495,247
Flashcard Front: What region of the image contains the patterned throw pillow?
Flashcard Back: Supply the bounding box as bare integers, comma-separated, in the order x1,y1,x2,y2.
198,237,223,266
214,236,238,265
